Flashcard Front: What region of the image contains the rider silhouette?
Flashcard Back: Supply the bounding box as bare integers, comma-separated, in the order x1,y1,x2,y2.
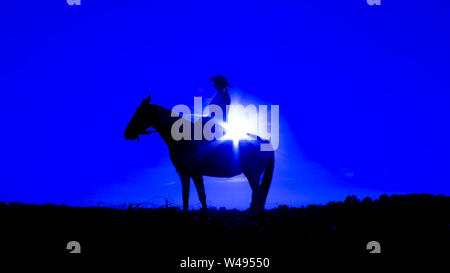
208,75,231,122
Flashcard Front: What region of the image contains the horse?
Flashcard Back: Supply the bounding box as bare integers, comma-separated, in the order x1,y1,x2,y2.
124,95,274,212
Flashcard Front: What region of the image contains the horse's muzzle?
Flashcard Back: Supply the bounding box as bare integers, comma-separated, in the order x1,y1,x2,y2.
124,130,138,140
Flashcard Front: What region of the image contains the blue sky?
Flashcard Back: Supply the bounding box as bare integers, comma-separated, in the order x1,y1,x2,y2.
1,0,449,209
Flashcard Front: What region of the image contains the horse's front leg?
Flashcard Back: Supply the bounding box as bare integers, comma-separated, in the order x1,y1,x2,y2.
179,173,190,212
192,175,207,211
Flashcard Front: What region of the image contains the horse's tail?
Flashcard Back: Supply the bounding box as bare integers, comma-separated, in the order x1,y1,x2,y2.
261,152,274,202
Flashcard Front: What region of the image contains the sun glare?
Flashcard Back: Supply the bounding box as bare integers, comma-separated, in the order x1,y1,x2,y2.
220,106,258,145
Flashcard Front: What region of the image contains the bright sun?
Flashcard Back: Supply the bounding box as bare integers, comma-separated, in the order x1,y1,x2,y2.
220,107,258,145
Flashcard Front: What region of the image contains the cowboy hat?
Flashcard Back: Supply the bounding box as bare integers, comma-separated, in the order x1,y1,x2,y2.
209,75,231,87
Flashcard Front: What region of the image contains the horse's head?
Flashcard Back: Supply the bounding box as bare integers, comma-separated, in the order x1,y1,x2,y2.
124,95,157,141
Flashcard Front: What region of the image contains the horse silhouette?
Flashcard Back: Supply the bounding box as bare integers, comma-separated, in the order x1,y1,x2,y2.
124,95,274,212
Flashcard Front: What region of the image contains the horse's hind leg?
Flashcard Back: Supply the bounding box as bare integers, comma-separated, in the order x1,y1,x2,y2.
261,153,274,205
192,175,207,210
178,173,190,212
244,173,265,212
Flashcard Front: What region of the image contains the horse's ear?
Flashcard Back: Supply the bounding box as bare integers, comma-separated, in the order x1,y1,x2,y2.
145,94,151,104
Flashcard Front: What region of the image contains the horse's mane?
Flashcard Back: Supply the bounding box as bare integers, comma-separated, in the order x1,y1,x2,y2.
149,104,191,126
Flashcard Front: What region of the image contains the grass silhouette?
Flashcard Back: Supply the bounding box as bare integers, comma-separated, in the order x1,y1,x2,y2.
0,194,448,267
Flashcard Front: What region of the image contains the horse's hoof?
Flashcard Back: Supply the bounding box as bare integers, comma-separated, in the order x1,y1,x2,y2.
249,205,265,216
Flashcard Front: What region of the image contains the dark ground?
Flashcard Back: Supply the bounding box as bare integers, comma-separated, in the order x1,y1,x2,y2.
0,194,448,269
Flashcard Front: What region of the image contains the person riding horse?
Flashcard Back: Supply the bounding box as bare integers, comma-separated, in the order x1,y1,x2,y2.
125,94,274,212
207,75,231,123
